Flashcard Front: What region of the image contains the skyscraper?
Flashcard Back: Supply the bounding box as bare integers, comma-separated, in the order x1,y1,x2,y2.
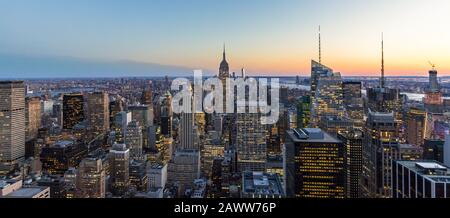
406,107,429,147
167,149,201,194
310,60,333,105
77,156,106,198
424,66,443,108
109,96,124,128
429,66,440,92
236,112,267,172
392,160,450,198
160,91,172,137
40,140,87,174
296,96,310,129
109,143,130,196
0,81,26,174
362,110,398,198
141,87,153,105
343,81,364,128
217,45,235,150
362,111,422,198
366,36,401,114
367,87,401,114
63,93,84,130
179,112,195,150
310,61,346,127
128,105,154,148
338,130,363,198
113,111,132,143
86,91,110,137
25,97,42,140
219,44,230,98
285,128,346,198
128,105,153,127
125,121,143,159
423,139,444,163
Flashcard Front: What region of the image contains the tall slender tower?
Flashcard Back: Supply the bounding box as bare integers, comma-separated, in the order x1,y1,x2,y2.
319,25,322,64
380,33,385,88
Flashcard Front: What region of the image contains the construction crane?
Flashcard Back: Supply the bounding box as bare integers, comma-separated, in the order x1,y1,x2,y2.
428,61,436,70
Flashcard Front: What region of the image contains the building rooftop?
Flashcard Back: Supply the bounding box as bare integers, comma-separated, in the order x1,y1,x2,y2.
149,164,166,170
242,172,284,197
397,160,450,183
416,162,447,170
54,140,74,148
289,128,341,143
6,187,48,198
0,179,20,189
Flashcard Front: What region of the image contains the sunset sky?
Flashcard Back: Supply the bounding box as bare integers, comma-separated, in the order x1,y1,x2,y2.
1,0,450,77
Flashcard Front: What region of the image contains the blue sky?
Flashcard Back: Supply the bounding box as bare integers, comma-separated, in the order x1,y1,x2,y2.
1,0,450,78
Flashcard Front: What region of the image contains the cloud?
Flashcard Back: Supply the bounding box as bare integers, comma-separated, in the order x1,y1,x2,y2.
0,53,205,78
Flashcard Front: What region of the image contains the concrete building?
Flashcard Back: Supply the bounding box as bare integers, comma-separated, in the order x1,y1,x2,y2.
393,160,450,198
0,81,26,174
241,172,285,198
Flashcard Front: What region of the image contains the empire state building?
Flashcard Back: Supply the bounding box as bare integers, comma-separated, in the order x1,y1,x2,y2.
218,45,230,113
219,45,229,81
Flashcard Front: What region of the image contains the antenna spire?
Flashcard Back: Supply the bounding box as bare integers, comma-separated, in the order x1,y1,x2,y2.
381,32,385,88
223,43,226,61
319,25,322,63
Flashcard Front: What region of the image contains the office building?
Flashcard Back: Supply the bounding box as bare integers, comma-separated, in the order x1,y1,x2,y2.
129,160,148,192
37,176,66,198
296,96,310,128
77,156,106,198
423,139,445,163
285,128,346,198
343,81,364,128
125,121,143,159
312,72,346,127
160,91,172,137
362,110,398,198
241,172,285,198
141,88,153,105
147,163,167,189
310,60,333,114
86,91,110,137
167,149,200,194
128,105,153,128
406,107,429,146
40,140,87,175
179,112,195,149
393,160,450,198
338,130,363,198
109,143,130,196
113,111,132,143
0,81,26,174
236,112,267,172
25,97,41,140
63,93,84,130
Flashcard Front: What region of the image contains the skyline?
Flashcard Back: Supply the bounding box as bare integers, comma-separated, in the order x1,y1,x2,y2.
1,0,450,78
